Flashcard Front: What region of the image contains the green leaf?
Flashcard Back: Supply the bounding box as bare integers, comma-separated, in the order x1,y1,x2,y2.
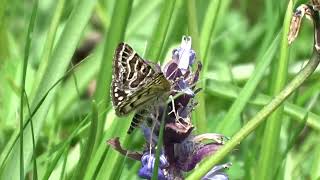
71,100,98,180
0,0,98,178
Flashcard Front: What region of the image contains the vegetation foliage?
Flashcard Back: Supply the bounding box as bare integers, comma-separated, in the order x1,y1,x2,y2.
0,0,319,179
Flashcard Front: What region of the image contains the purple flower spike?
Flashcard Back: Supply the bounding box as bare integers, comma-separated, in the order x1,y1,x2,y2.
163,36,202,115
142,125,158,145
164,35,197,79
173,36,195,74
174,133,228,171
189,49,196,65
176,142,223,171
138,152,168,180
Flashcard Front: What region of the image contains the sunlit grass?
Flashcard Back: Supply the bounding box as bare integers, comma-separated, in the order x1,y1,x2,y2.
0,0,319,180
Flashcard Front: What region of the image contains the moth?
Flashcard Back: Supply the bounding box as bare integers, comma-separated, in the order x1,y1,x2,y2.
111,43,171,133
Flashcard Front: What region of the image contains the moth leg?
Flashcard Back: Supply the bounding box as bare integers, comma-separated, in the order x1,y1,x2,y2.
168,95,178,119
166,66,179,80
168,95,188,129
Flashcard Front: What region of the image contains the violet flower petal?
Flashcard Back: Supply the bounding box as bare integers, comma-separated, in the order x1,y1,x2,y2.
176,36,193,74
142,125,158,145
138,166,166,180
202,173,229,180
176,79,195,96
138,152,169,180
177,142,223,171
202,162,232,180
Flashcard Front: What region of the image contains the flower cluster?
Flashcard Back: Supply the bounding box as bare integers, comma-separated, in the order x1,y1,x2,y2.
108,36,231,179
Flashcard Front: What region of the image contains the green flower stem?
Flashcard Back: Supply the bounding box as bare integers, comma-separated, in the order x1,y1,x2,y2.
151,106,167,180
206,80,320,131
186,43,320,180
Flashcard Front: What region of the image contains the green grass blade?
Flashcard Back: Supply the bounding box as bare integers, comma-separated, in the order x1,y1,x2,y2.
83,111,116,180
216,32,281,136
187,0,200,59
145,0,176,61
20,0,38,178
0,47,95,178
187,45,320,179
24,91,38,180
57,46,103,118
0,0,9,59
257,1,293,179
310,140,320,180
42,117,89,179
200,0,221,71
59,147,69,180
93,0,133,149
206,80,320,131
0,0,97,178
126,1,161,37
187,0,207,133
30,0,66,99
96,117,132,179
71,100,98,180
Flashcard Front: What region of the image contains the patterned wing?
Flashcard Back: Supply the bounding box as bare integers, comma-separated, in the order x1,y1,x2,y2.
111,43,170,117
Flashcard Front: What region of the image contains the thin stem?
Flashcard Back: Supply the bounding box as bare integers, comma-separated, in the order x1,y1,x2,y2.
151,106,167,180
187,47,320,179
187,7,320,173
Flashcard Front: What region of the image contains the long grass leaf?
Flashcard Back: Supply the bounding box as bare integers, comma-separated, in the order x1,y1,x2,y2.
187,31,320,180
216,32,281,136
20,0,38,178
0,0,97,178
30,0,66,99
71,100,98,180
187,0,207,133
93,0,133,149
24,91,38,180
206,80,320,131
257,1,293,178
42,118,89,179
145,0,176,61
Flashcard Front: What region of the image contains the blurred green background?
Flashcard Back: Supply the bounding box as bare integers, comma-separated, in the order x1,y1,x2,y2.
0,0,319,179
